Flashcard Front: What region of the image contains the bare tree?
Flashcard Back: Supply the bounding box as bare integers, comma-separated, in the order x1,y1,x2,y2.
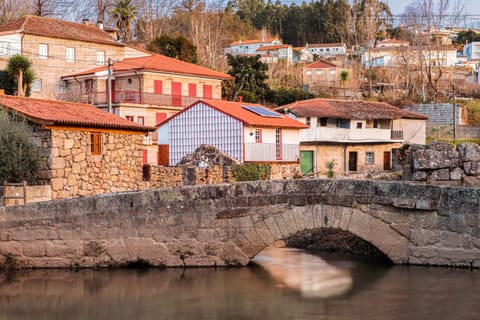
134,0,180,42
0,0,29,23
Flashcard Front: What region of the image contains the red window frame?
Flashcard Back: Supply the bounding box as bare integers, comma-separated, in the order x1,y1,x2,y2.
255,129,262,143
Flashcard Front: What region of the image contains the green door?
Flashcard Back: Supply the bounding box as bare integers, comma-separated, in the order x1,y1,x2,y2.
300,151,314,175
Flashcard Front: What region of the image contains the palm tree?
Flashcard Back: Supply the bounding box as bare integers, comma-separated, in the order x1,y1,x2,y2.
112,0,137,43
340,70,349,99
7,55,35,97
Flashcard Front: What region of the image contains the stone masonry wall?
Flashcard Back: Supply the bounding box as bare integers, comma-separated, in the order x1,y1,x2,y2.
46,129,144,199
0,179,479,269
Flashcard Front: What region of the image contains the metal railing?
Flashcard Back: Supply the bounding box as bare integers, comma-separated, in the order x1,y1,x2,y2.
93,91,216,108
391,130,404,140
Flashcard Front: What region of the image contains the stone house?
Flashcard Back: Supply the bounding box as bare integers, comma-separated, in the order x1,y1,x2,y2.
157,99,308,166
61,54,232,165
0,94,155,200
0,15,149,100
302,60,351,95
278,98,428,176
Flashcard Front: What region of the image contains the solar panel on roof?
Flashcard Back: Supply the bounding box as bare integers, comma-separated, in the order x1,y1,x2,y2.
242,105,282,118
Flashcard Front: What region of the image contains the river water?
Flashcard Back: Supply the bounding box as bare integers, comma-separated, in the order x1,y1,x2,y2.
1,247,479,320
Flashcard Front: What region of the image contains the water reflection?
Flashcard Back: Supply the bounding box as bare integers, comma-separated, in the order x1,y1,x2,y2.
253,247,353,298
0,253,479,320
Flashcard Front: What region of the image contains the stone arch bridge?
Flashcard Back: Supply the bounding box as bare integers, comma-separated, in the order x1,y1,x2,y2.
1,179,479,268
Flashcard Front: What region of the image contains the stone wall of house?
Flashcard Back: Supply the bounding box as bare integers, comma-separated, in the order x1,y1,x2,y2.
404,142,480,185
270,163,302,180
41,128,144,199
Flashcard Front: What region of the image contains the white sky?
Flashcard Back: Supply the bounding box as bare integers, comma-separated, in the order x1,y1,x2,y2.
387,0,480,15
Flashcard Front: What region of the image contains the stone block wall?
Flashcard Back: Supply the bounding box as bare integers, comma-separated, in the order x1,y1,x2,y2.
406,142,480,185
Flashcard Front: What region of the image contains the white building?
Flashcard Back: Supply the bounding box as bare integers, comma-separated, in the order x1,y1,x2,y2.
225,38,281,56
306,43,347,57
157,99,307,166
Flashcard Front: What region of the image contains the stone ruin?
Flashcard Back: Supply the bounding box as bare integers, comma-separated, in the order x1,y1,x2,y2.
403,142,480,186
178,144,239,185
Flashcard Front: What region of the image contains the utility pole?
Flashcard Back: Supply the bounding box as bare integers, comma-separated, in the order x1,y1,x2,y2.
107,58,113,113
452,84,456,141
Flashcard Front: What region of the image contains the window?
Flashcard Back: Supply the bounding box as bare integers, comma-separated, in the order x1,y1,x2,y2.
255,129,262,143
329,69,336,75
336,119,350,128
96,51,105,65
306,117,311,126
275,128,282,160
0,41,10,56
66,47,75,62
318,117,327,127
306,70,312,75
365,152,375,165
31,79,42,92
39,44,48,59
356,122,363,129
125,115,134,121
58,85,67,93
316,70,323,75
137,116,145,125
90,133,101,155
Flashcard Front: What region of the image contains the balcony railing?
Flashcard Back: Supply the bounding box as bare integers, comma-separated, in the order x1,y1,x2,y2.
92,91,213,108
244,143,300,162
391,130,403,140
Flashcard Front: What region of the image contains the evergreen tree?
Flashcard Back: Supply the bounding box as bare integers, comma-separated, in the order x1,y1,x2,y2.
112,0,137,42
148,34,198,63
226,54,269,103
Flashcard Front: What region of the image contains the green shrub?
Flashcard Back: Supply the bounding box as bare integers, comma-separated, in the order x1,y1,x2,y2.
0,110,39,183
326,160,335,178
232,163,271,182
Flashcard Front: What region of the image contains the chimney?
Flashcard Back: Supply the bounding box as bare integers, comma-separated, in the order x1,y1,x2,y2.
82,18,89,25
97,20,104,30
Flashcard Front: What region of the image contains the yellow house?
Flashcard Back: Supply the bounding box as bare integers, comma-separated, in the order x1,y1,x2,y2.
0,15,148,99
61,54,233,165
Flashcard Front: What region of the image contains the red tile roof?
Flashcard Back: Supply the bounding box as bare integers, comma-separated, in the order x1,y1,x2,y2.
0,15,123,46
0,95,155,132
62,54,232,80
158,99,308,129
230,38,278,46
256,44,290,51
305,60,338,69
279,98,428,120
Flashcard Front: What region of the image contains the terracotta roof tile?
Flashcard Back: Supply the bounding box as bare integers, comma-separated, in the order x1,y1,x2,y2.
305,60,338,69
0,95,155,132
256,44,290,51
158,99,308,129
279,98,428,120
0,15,123,46
62,54,232,80
230,38,278,46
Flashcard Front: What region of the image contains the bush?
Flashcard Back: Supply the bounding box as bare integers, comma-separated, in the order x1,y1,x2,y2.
0,111,39,184
232,163,271,182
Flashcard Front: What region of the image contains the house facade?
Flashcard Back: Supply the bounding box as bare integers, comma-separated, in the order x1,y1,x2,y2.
303,60,351,94
157,99,308,166
464,41,480,62
0,15,148,100
256,44,293,63
61,54,232,164
279,99,427,176
226,38,281,56
306,43,347,57
0,94,154,199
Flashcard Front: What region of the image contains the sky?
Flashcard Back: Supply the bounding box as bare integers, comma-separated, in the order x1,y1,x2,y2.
386,0,480,15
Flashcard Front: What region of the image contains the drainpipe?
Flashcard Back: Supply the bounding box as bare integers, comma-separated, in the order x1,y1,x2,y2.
343,144,347,174
107,58,112,113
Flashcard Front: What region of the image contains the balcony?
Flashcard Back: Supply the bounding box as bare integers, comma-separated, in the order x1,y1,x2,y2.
90,91,215,108
244,143,300,162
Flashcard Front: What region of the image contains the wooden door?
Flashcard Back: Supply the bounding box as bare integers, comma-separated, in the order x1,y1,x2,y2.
158,144,169,166
348,151,357,172
383,151,391,170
